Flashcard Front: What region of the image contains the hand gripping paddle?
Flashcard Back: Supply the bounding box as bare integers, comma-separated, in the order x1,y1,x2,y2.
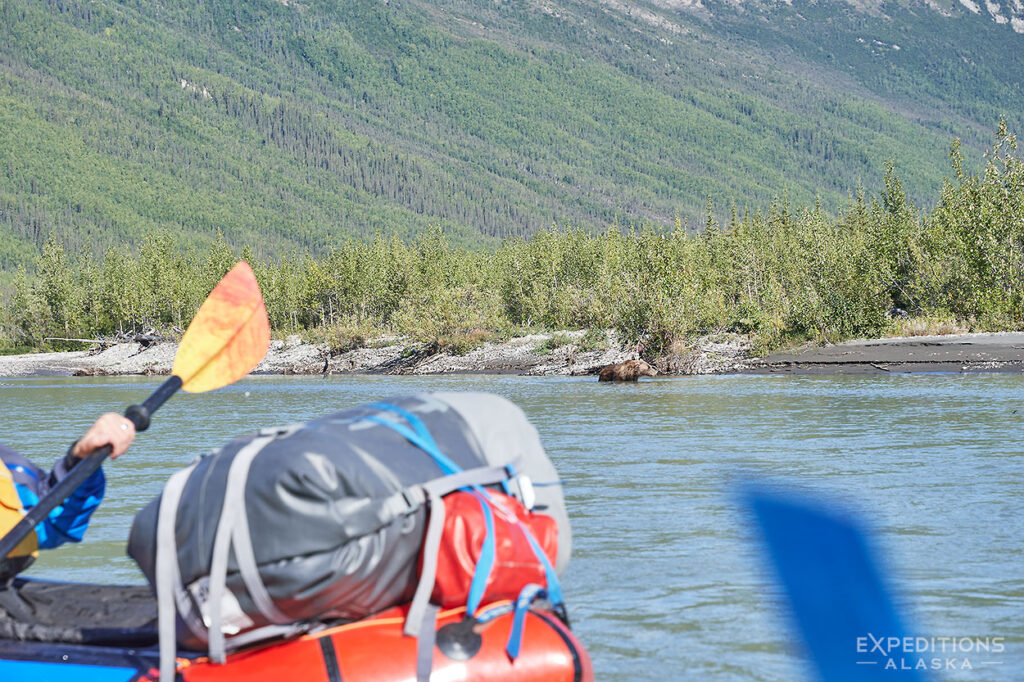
0,261,270,561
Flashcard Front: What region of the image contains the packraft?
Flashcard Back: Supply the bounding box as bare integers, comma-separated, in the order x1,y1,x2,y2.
0,578,594,682
126,392,572,681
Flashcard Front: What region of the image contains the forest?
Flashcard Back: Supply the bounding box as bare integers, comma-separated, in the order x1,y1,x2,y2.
2,0,1022,270
3,125,1021,359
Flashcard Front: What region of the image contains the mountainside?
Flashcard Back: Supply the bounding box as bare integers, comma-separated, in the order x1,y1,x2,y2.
1,0,1021,267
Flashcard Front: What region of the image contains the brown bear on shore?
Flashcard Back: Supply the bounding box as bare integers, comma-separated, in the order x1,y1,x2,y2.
598,359,658,382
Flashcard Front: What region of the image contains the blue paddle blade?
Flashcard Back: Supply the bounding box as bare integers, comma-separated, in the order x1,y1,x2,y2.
744,487,926,681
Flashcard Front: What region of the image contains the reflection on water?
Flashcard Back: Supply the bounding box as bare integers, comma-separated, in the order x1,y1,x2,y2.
1,373,1020,680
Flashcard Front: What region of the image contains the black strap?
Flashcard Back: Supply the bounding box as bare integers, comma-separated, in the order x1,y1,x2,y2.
535,612,583,682
319,636,343,682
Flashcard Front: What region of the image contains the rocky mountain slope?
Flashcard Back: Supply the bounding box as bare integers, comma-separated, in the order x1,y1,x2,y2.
636,0,1024,31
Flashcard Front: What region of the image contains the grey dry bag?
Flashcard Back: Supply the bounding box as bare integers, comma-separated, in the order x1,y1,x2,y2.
127,392,570,675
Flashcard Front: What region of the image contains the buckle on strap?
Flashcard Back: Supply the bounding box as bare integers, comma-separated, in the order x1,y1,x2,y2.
401,487,425,510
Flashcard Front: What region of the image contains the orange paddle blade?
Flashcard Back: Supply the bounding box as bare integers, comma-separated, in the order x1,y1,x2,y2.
172,261,270,393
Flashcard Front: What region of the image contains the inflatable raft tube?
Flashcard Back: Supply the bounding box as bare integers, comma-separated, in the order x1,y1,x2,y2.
0,596,592,682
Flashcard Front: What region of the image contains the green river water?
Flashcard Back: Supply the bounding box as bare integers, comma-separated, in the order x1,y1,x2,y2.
0,373,1020,680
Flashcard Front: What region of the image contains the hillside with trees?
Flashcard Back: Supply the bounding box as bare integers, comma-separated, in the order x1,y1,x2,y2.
1,0,1021,269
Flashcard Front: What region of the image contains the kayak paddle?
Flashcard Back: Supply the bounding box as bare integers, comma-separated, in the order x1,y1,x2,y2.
743,486,924,681
0,261,270,561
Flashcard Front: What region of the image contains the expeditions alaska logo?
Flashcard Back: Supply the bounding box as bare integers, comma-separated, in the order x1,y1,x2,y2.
857,634,1005,672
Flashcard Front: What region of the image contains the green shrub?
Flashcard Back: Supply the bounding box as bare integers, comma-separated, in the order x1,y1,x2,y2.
390,285,506,354
303,318,378,354
534,332,573,354
4,125,1022,356
577,327,608,352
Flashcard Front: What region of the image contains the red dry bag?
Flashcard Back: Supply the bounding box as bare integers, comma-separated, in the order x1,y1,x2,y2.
430,490,558,609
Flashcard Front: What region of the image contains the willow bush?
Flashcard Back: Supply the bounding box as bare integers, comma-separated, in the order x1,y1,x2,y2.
2,126,1021,356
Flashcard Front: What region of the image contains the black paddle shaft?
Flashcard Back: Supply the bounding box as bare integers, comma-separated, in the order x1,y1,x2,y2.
0,375,183,560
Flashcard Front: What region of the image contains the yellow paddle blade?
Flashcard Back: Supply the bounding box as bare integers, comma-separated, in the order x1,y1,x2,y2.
172,261,270,393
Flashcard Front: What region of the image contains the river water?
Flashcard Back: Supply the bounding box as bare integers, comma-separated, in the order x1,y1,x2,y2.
0,374,1020,680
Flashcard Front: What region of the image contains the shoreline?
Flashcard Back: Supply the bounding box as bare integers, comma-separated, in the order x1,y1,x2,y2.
0,331,1022,379
748,331,1024,375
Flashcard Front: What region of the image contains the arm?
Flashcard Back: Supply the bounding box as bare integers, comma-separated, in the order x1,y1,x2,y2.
30,452,106,548
4,414,135,549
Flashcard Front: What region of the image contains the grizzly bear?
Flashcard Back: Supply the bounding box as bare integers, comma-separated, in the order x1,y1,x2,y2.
598,359,658,382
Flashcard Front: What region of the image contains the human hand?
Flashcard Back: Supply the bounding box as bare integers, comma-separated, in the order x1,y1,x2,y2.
72,413,136,459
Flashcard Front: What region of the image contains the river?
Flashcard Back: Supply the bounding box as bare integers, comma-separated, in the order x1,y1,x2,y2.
1,374,1020,680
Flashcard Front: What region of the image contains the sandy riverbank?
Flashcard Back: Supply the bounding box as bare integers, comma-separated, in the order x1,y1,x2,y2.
0,331,1022,378
750,331,1024,374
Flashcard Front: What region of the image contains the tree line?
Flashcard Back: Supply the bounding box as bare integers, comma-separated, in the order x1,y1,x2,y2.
2,125,1021,357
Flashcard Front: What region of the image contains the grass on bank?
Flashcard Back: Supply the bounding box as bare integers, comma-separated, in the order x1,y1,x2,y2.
1,124,1022,360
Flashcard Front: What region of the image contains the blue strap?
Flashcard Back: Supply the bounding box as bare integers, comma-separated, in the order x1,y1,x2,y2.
361,415,462,476
474,602,515,624
365,403,559,615
368,403,441,451
506,584,546,660
464,490,497,616
498,461,513,497
375,401,514,495
519,522,564,606
368,403,510,494
473,487,563,607
468,487,564,611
